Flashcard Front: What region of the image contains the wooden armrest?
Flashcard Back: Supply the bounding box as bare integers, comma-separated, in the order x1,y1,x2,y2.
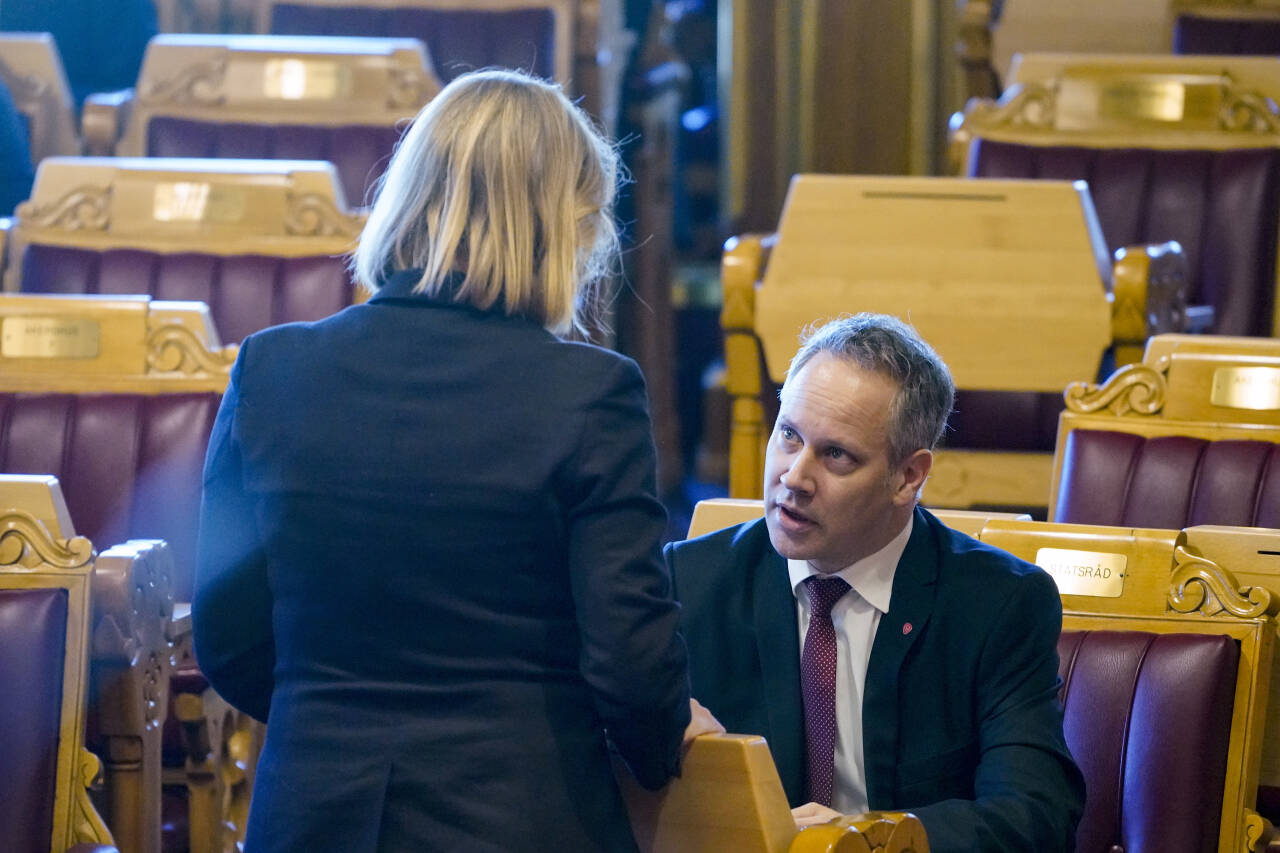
1110,241,1191,363
81,88,134,156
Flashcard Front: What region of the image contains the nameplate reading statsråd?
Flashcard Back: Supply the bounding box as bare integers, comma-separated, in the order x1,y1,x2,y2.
1211,366,1280,411
1,317,100,358
1034,547,1126,598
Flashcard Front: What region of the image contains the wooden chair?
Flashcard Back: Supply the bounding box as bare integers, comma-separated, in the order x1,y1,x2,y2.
1050,333,1280,821
81,34,439,207
0,293,252,853
976,518,1279,852
1172,0,1280,54
618,733,928,853
2,156,364,344
257,0,631,134
951,58,1280,338
721,174,1191,511
0,474,119,853
0,33,80,163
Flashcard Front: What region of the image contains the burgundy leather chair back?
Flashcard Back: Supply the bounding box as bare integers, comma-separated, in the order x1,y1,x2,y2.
0,587,69,853
1054,430,1280,528
970,141,1280,336
270,5,556,83
1174,15,1280,55
144,118,402,208
18,244,356,344
1058,629,1238,853
0,394,221,601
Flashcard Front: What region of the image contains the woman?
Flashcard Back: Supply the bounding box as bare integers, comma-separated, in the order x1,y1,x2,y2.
194,69,717,852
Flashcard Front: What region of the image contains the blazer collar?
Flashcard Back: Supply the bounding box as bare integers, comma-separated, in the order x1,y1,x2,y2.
745,520,806,805
367,268,467,307
862,505,940,806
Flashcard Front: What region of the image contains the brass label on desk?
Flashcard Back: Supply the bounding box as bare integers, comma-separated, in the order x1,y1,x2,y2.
263,58,349,100
1057,74,1221,130
153,182,247,224
1035,547,1126,597
1,317,100,358
1210,366,1280,410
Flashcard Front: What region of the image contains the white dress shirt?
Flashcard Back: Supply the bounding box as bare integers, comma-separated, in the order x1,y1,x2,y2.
788,515,913,813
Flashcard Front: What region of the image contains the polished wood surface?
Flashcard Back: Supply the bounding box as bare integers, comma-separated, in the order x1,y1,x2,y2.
618,732,929,853
721,174,1187,507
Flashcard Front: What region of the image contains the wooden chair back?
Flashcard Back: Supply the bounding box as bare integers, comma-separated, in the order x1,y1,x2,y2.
259,0,631,134
5,156,364,343
721,174,1188,510
952,58,1280,338
977,518,1278,851
0,33,79,162
0,474,116,853
92,34,438,207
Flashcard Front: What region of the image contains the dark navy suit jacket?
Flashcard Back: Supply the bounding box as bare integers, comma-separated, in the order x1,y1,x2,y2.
666,507,1085,852
194,271,690,852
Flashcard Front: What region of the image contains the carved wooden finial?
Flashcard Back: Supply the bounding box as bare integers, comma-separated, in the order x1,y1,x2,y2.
1169,545,1277,619
1064,360,1169,416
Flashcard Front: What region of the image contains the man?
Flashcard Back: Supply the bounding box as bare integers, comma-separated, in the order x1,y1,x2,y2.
668,314,1084,852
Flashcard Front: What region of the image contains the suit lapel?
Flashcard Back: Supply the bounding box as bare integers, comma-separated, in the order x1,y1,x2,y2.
862,506,939,807
749,530,805,804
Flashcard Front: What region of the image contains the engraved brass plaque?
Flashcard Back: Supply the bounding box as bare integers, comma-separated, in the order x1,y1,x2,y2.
1211,366,1280,410
1,316,100,358
153,182,247,223
1057,73,1223,130
263,58,349,100
1035,547,1126,597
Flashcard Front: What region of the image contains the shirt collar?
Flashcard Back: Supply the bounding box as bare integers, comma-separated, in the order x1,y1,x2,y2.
787,514,913,615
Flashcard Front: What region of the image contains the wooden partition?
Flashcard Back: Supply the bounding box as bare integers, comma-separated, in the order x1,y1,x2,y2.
0,33,80,163
722,174,1190,510
0,475,118,853
618,732,928,853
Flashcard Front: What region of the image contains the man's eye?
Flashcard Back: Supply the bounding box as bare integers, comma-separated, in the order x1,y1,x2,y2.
780,426,797,441
827,447,845,460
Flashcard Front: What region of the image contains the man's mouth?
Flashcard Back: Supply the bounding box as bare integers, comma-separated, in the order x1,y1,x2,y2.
776,503,816,530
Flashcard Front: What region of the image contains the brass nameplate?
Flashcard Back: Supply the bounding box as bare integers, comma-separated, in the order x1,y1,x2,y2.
263,58,350,100
1,316,100,358
1211,366,1280,411
1035,547,1126,597
1057,74,1222,130
153,182,247,224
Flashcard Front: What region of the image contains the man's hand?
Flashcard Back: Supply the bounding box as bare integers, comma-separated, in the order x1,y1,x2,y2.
682,697,726,745
791,802,843,829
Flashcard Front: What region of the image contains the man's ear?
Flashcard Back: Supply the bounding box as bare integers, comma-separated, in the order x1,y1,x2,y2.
894,448,933,505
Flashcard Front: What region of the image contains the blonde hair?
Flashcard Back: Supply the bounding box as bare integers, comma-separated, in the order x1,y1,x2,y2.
351,69,619,336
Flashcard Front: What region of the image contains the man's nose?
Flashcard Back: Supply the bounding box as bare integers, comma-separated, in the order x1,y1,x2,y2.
779,450,816,493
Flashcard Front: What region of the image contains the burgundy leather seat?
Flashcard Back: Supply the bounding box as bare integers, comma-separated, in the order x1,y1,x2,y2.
0,587,70,853
145,118,403,208
269,5,555,83
1054,430,1280,528
18,244,356,344
1174,15,1280,55
1058,629,1239,853
971,141,1280,337
0,393,221,602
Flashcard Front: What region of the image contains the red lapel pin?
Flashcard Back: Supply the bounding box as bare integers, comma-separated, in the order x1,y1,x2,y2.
902,622,913,635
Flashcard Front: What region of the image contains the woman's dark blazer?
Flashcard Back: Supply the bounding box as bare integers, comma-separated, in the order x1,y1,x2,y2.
193,270,691,853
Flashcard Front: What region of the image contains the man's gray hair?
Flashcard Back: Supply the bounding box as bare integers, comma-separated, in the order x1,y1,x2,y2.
787,314,955,464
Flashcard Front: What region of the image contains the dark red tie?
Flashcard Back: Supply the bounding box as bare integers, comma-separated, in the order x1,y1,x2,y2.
801,575,850,806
